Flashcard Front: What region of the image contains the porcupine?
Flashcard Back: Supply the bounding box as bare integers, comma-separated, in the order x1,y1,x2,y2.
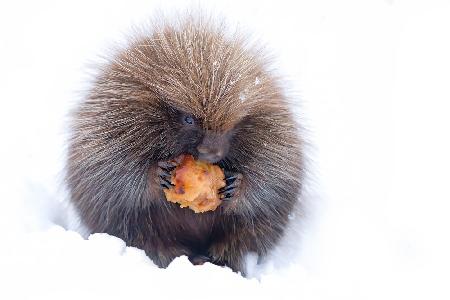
66,14,303,276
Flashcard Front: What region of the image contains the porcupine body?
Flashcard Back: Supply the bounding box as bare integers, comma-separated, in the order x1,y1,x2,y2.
67,15,303,275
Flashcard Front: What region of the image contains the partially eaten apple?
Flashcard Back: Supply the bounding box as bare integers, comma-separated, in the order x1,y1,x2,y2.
163,154,226,213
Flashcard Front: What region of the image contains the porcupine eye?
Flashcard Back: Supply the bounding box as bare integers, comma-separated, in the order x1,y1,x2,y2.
182,115,195,126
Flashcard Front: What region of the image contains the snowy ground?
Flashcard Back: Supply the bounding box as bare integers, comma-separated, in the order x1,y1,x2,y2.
1,0,450,299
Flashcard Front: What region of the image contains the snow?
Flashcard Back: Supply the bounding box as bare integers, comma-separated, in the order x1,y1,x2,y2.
1,0,450,299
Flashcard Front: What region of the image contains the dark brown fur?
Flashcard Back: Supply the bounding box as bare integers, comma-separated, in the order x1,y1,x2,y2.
67,15,303,275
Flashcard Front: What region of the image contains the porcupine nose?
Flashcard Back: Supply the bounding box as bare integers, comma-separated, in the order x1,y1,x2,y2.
197,145,223,163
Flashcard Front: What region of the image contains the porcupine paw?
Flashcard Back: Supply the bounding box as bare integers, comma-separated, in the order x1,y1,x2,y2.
188,254,211,265
157,160,178,189
208,243,244,274
219,171,243,201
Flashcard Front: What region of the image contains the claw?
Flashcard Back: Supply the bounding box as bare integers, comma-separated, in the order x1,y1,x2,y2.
158,160,178,171
160,182,172,189
157,159,179,190
159,174,173,187
225,175,239,184
219,177,240,193
219,172,242,201
157,167,172,178
221,192,233,200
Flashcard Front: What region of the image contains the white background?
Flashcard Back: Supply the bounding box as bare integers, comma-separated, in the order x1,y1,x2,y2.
0,0,449,299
